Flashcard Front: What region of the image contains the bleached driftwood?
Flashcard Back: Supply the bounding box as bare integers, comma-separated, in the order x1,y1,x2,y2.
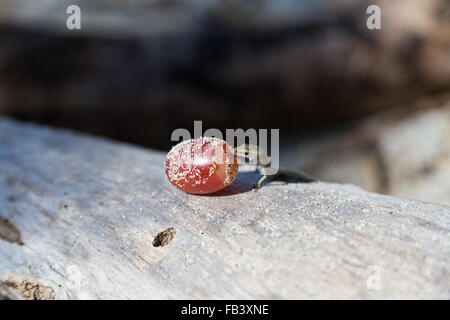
0,117,448,299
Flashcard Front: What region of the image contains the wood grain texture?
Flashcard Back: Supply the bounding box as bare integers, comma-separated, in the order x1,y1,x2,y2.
0,117,449,299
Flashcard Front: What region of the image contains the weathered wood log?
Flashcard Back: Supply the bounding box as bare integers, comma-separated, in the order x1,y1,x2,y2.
0,117,448,299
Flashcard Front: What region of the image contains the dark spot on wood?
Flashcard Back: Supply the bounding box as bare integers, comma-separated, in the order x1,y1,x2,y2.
0,218,24,246
420,163,436,175
152,227,176,247
0,279,55,300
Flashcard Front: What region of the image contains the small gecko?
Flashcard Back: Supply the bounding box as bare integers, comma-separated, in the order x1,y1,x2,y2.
234,144,317,189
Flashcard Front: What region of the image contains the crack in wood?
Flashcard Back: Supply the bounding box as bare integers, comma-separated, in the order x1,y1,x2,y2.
0,218,24,246
153,227,176,247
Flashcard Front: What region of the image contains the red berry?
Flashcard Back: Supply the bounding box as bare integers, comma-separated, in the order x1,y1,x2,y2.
165,137,238,194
